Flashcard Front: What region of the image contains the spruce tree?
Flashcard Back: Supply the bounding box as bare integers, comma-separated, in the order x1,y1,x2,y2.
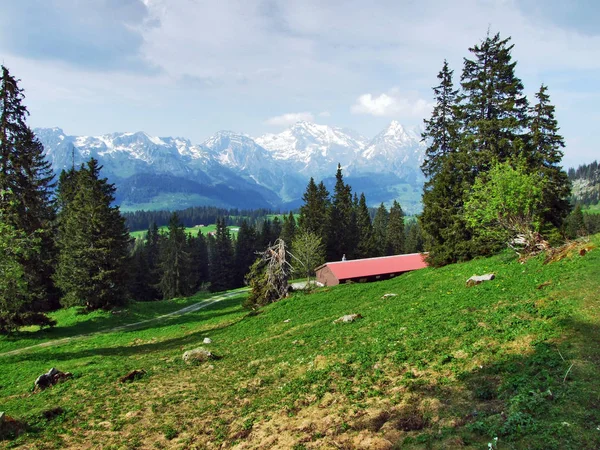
234,219,257,286
209,218,236,292
280,211,297,247
528,84,571,229
325,164,357,260
0,65,57,311
54,159,130,310
157,213,191,299
387,200,405,255
355,193,375,258
460,32,529,168
298,177,330,237
372,203,389,256
421,60,460,178
186,232,209,293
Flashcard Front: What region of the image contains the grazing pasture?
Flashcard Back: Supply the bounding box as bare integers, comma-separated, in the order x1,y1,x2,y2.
1,236,599,449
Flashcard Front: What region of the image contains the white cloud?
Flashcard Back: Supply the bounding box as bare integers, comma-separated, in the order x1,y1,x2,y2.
264,112,314,126
351,89,433,118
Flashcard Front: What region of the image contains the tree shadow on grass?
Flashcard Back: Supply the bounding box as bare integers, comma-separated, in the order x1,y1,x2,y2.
3,295,245,345
6,305,254,363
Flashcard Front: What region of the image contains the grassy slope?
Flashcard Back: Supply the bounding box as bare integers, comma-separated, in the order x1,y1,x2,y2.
1,237,599,449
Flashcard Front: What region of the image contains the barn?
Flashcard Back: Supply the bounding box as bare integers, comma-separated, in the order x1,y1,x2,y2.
315,253,428,286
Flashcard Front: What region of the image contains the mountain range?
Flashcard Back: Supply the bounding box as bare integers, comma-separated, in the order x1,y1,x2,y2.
35,121,427,213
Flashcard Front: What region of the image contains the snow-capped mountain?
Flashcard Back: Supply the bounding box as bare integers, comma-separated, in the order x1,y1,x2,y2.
352,121,425,176
256,121,368,179
35,121,426,213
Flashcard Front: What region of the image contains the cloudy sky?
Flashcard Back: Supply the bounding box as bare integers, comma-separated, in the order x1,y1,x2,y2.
1,0,598,168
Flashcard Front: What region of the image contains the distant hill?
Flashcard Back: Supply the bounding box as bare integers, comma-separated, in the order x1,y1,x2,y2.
569,160,600,206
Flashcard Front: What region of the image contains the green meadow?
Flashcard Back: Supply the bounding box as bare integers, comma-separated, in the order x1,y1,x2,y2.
130,224,240,240
1,236,599,449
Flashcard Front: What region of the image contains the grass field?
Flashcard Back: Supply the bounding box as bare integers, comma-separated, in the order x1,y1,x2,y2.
1,236,599,449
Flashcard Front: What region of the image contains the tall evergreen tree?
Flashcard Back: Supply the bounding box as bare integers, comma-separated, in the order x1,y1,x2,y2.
355,193,375,258
0,66,57,310
326,164,358,260
372,203,389,256
156,213,191,299
387,200,405,255
421,60,461,178
527,84,571,229
209,218,236,292
298,178,330,237
54,159,130,310
234,219,258,286
187,232,209,293
460,32,529,169
280,211,297,247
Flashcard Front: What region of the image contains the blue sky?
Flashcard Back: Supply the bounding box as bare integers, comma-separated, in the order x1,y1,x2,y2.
1,0,598,168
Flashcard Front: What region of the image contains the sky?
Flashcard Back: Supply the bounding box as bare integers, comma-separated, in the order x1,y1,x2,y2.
1,0,598,169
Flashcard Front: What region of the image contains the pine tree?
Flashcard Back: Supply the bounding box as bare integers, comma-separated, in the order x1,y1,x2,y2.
54,159,130,310
0,66,57,311
186,232,209,293
372,203,389,256
280,211,297,247
405,220,425,254
156,213,191,299
209,218,236,292
326,164,358,261
387,200,405,255
460,32,529,168
355,193,375,258
234,219,257,286
298,178,330,237
421,60,460,178
528,84,571,229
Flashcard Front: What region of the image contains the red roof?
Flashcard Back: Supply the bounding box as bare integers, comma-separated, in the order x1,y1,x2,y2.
318,253,428,280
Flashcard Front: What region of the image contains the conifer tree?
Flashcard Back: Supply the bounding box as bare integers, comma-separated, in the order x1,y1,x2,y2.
405,220,425,254
280,211,297,247
372,203,389,256
460,32,529,168
326,165,357,260
0,66,57,310
387,200,405,255
421,60,460,178
209,218,236,292
186,232,209,293
234,219,257,286
528,84,571,229
54,159,130,310
157,213,190,299
298,178,330,237
355,193,375,258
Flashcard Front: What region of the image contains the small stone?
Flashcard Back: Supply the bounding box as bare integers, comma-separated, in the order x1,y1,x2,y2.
283,319,291,323
183,347,218,364
381,293,397,299
333,314,363,324
203,337,212,344
466,274,495,286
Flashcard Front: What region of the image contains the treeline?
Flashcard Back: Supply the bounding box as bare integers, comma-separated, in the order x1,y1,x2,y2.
123,207,281,232
568,160,599,206
129,165,424,302
420,33,572,265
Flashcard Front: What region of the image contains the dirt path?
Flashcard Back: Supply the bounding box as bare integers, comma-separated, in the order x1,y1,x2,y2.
0,290,247,358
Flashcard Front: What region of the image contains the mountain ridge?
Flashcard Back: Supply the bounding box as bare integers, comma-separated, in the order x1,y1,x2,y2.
35,121,427,213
